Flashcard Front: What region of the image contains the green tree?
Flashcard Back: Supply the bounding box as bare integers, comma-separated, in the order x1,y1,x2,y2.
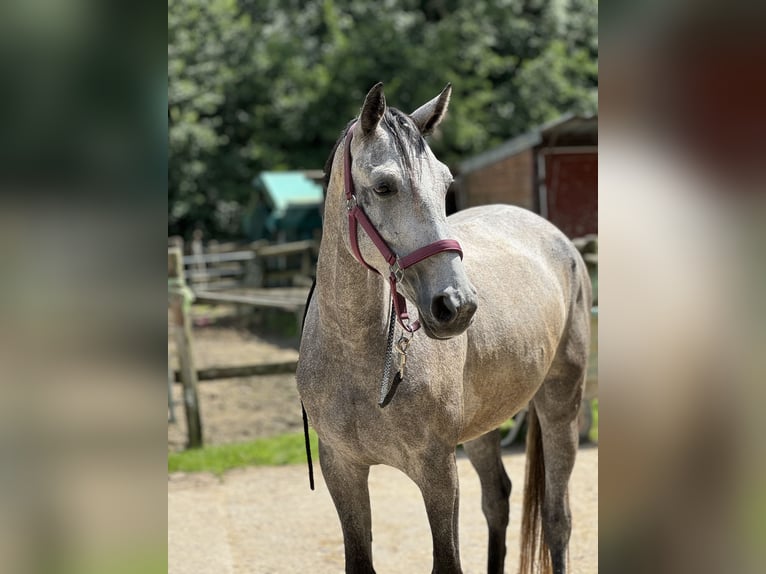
168,0,598,239
168,0,254,237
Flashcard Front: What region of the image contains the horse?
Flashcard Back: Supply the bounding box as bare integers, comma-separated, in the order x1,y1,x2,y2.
297,82,591,574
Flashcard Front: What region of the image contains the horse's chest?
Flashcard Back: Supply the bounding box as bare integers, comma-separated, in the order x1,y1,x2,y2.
297,347,463,461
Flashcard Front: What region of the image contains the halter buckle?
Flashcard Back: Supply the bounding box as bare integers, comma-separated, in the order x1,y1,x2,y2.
395,332,412,355
396,332,411,379
390,258,404,282
346,195,357,211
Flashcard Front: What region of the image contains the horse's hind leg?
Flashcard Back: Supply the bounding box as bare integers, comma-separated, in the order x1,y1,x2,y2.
531,364,587,574
463,429,511,574
318,439,375,574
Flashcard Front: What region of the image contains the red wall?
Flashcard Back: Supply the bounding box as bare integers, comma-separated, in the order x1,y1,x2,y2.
544,152,597,238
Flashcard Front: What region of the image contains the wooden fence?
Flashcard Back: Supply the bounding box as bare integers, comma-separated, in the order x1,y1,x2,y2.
168,238,315,449
169,235,318,291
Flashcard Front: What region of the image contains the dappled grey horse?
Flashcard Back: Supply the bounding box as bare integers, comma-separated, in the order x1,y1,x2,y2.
297,83,591,574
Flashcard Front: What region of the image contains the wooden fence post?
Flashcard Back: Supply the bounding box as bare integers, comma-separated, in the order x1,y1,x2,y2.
300,247,312,278
168,363,176,423
168,246,203,448
191,229,209,290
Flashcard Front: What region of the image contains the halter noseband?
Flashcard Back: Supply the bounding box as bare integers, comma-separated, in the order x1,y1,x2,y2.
343,120,463,333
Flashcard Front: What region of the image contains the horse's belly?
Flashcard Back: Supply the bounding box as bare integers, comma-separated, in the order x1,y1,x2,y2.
451,223,569,442
458,330,558,443
459,369,544,443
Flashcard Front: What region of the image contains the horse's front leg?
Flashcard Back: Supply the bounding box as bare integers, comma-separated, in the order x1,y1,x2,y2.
412,449,463,574
318,439,375,574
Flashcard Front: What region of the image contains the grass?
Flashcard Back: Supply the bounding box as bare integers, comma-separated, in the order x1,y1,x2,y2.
60,546,167,574
168,430,318,476
590,398,599,443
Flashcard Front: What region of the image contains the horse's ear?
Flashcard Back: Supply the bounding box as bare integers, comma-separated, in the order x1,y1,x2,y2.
410,83,452,136
360,82,386,135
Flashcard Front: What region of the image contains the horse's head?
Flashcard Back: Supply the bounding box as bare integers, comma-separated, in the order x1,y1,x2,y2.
344,82,478,339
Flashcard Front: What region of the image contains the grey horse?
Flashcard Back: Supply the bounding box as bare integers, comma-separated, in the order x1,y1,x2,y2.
297,83,591,574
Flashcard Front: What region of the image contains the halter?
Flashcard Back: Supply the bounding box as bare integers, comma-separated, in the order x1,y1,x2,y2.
343,120,463,333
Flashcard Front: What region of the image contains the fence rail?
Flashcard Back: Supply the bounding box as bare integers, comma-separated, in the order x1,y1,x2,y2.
169,236,318,291
194,288,308,313
172,361,298,382
183,251,255,265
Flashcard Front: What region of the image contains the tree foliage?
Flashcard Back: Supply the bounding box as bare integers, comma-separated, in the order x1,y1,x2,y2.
168,0,598,238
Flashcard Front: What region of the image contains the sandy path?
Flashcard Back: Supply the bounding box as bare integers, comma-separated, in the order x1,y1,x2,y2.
168,447,597,574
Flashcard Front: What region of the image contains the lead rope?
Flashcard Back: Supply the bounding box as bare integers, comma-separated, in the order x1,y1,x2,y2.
301,402,314,490
300,280,317,490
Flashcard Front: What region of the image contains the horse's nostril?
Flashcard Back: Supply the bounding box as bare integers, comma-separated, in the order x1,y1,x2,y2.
431,294,457,323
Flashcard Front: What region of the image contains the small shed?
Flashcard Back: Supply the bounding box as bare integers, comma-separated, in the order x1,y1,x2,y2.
455,114,597,238
245,171,324,242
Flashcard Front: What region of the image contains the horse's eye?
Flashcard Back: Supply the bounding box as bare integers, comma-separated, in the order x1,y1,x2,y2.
373,183,396,197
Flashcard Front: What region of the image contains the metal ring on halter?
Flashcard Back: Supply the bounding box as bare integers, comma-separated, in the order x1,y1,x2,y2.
346,195,357,211
390,258,404,282
396,332,412,354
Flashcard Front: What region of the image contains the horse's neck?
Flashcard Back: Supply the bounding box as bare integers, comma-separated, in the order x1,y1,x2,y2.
315,184,390,351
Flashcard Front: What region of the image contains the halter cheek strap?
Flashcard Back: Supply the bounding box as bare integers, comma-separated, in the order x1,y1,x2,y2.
343,121,463,333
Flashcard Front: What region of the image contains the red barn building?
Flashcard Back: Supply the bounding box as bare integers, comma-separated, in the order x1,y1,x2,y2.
454,114,597,239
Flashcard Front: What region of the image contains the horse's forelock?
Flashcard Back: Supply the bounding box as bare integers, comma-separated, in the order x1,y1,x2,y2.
381,108,426,170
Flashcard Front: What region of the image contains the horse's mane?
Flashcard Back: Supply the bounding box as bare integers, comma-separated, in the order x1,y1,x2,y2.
322,108,427,195
323,119,356,194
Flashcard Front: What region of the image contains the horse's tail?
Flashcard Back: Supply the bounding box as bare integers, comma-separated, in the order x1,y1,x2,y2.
519,402,552,574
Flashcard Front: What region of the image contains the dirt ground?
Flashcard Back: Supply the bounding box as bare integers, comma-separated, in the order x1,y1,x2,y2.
168,447,598,574
168,310,597,572
168,308,303,451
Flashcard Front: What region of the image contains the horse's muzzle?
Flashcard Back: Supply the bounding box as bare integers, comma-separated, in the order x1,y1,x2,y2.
423,289,478,339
